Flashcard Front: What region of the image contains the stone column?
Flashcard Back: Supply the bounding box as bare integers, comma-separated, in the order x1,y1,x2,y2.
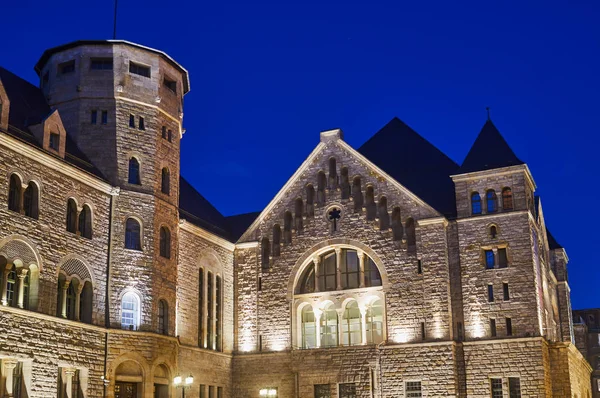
358,250,365,288
74,283,84,321
64,368,76,398
1,265,10,306
360,306,368,345
314,308,322,348
3,359,18,397
337,309,345,346
61,279,71,318
16,269,27,309
314,256,321,293
335,248,343,290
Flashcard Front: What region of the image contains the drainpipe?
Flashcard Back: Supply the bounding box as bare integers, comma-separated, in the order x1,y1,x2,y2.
103,190,118,397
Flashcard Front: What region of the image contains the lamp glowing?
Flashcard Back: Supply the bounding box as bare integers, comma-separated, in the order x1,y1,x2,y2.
173,375,182,386
185,375,194,385
268,389,277,396
259,389,268,396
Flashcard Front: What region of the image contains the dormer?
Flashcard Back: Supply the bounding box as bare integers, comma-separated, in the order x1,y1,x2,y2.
29,109,67,158
0,77,9,131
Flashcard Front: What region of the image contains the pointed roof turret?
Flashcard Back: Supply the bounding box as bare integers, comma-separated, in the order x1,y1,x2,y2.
459,120,524,174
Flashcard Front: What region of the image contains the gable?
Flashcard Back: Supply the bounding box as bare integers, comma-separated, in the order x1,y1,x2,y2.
238,129,442,243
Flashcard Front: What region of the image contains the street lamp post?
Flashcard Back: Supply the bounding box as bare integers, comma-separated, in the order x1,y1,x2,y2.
173,374,194,398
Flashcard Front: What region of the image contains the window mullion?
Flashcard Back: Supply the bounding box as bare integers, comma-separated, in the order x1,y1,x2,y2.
335,248,342,290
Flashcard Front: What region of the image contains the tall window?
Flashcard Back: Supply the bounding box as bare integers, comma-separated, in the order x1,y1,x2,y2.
341,250,359,289
508,377,521,398
23,182,39,219
506,318,513,336
66,282,76,320
138,116,145,131
490,319,497,337
6,265,16,306
125,218,142,250
503,283,510,301
498,248,508,268
342,301,362,346
49,133,60,151
121,292,140,330
471,192,482,215
485,250,495,269
405,218,416,247
128,157,141,185
198,268,205,348
162,126,167,139
488,285,494,302
301,305,316,349
8,174,22,212
491,378,503,398
66,199,78,233
78,205,92,239
129,114,135,128
101,110,108,125
158,299,168,335
216,275,222,351
318,252,337,291
320,303,338,348
366,299,384,344
297,263,315,294
207,272,214,350
486,190,497,213
261,237,270,270
159,226,171,259
502,187,513,210
161,168,170,195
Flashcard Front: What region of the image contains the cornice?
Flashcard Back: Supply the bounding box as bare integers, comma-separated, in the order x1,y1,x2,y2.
179,219,235,251
456,210,529,223
417,217,448,227
451,164,537,190
234,241,259,249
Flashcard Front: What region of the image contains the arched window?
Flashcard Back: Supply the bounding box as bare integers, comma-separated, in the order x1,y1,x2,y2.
80,281,93,324
294,198,304,232
328,158,337,189
272,224,281,257
66,281,77,320
378,196,389,230
471,192,482,215
486,190,497,213
317,171,326,206
66,199,78,233
320,303,338,348
342,301,362,346
121,291,140,330
5,265,17,307
301,305,316,349
365,186,376,220
125,218,142,250
405,218,416,247
306,184,315,217
502,187,513,210
158,299,168,335
78,205,92,239
8,174,22,212
23,182,39,219
341,250,359,289
159,226,171,259
161,168,170,195
128,157,141,185
364,257,382,287
297,262,315,294
490,225,498,239
352,176,363,212
340,167,350,199
391,207,403,241
366,299,384,344
261,237,270,270
283,211,293,244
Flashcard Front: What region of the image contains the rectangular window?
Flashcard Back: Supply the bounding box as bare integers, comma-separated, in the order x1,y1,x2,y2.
319,253,337,291
168,129,173,142
163,77,177,93
490,318,497,337
209,385,214,398
49,133,60,151
314,384,331,398
488,284,494,302
216,275,222,351
417,259,422,274
506,318,513,336
485,250,495,269
341,249,359,289
258,276,262,291
405,381,422,398
207,271,214,350
129,61,151,78
91,110,97,125
200,385,206,398
138,116,145,130
161,126,167,139
503,283,510,301
498,248,508,268
59,60,75,74
421,322,426,341
217,387,223,398
339,383,356,398
490,378,503,398
129,114,135,128
101,110,108,125
508,377,521,398
199,268,204,348
90,58,113,70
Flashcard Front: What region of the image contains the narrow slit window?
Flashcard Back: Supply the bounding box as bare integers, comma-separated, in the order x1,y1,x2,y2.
506,317,513,336
488,285,494,302
91,110,97,125
138,116,145,131
490,319,497,337
101,110,108,125
498,248,508,268
503,283,510,301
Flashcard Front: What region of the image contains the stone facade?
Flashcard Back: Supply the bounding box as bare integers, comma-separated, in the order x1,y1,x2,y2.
573,308,600,397
0,40,592,398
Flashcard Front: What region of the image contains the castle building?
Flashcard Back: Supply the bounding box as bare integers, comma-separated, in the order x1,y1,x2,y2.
572,308,600,397
0,39,592,397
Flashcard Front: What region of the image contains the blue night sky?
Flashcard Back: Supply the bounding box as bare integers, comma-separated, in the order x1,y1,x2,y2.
1,1,598,308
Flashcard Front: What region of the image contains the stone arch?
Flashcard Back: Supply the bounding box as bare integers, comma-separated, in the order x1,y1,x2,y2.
287,238,390,299
56,255,94,285
110,352,150,397
0,234,43,271
197,249,222,273
151,357,175,398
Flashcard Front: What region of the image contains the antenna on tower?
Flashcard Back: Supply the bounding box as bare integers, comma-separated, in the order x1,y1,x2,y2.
486,107,491,121
113,0,119,39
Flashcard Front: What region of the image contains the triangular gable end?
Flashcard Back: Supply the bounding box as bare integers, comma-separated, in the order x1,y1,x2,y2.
238,128,442,243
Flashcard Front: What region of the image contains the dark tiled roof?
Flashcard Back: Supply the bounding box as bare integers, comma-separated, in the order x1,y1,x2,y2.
546,228,563,250
358,117,460,217
459,120,524,174
179,176,232,240
0,67,106,180
226,212,261,241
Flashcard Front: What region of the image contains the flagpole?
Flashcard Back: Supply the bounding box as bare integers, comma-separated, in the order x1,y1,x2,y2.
113,0,118,39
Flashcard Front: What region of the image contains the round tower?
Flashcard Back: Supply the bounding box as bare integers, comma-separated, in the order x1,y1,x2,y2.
34,40,189,332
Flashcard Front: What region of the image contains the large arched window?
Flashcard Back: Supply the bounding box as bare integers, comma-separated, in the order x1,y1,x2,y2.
128,157,141,185
78,205,92,239
486,190,497,213
502,187,513,210
158,299,168,335
8,174,22,212
159,226,171,259
320,303,338,348
23,182,39,219
366,299,384,344
471,192,482,215
125,218,142,250
342,301,362,346
161,168,170,195
121,291,141,330
301,305,316,349
66,199,78,233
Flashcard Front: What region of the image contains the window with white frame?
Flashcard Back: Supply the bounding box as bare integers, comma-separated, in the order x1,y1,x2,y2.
121,292,140,330
405,381,422,398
